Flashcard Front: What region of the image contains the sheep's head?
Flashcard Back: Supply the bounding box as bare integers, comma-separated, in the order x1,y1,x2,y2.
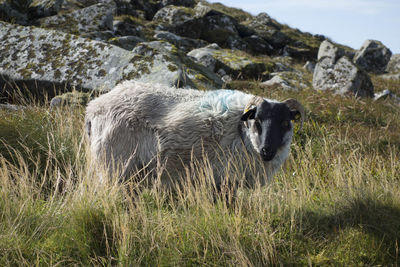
241,97,305,161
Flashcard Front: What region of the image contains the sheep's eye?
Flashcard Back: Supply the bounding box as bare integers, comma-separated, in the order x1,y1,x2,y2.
281,120,289,127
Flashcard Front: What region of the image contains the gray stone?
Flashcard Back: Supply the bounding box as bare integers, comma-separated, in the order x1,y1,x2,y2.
108,36,145,51
386,54,400,73
313,56,374,97
187,44,266,80
154,31,207,52
261,71,308,91
374,89,400,105
131,41,223,89
0,21,143,94
0,103,25,111
81,30,115,42
113,18,145,38
317,40,344,62
153,5,202,39
353,40,392,74
0,22,223,100
303,61,315,72
39,2,115,35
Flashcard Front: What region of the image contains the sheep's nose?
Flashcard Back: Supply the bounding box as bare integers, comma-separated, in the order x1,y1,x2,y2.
261,148,275,161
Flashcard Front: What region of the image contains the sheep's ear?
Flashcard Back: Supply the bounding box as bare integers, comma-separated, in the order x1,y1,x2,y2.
290,110,301,121
241,108,256,121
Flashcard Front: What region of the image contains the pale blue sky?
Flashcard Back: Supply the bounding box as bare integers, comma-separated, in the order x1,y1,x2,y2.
209,0,400,54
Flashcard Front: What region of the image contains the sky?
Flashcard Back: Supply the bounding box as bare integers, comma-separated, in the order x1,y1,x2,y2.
208,0,400,54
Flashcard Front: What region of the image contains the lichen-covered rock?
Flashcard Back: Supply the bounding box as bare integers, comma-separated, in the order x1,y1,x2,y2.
261,71,308,91
131,41,222,89
153,5,202,39
187,44,266,80
353,40,392,74
81,30,115,42
39,2,115,35
313,56,374,97
317,40,344,62
0,21,142,95
113,16,145,38
386,54,400,74
108,36,145,50
154,31,207,52
247,12,290,49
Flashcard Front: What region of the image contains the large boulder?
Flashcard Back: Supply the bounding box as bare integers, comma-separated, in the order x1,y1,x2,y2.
0,22,221,101
0,21,138,96
39,2,115,35
313,41,374,97
353,40,392,74
153,5,202,39
187,44,266,80
130,41,223,89
317,40,344,62
386,54,400,74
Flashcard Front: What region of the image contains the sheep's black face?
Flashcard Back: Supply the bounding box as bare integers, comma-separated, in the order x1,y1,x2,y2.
241,101,300,161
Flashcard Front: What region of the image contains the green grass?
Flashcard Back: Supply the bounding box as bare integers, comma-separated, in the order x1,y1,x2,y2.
0,77,400,265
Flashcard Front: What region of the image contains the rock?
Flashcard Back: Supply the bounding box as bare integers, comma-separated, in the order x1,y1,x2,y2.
0,103,25,111
187,44,266,80
243,35,274,55
313,56,374,97
0,22,223,100
353,40,392,74
39,2,115,35
0,21,140,96
29,0,64,18
131,41,223,89
261,71,308,91
154,31,207,53
386,54,400,73
81,30,115,42
50,91,93,108
303,61,315,72
0,0,29,25
374,89,400,104
153,5,202,39
317,40,344,62
113,17,145,38
247,13,290,49
313,40,374,97
198,8,241,48
281,45,312,60
108,36,145,50
160,0,196,8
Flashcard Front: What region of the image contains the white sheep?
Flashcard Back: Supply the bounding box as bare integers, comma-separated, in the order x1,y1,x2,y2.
85,81,305,186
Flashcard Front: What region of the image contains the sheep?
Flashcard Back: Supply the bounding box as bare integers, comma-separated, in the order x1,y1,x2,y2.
85,80,305,186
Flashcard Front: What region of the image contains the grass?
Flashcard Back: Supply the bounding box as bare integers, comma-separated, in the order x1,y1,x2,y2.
0,78,400,265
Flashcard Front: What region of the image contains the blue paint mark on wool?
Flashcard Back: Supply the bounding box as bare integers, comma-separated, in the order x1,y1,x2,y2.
199,90,238,115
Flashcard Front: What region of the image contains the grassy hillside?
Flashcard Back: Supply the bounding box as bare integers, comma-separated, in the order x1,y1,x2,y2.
0,76,400,265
